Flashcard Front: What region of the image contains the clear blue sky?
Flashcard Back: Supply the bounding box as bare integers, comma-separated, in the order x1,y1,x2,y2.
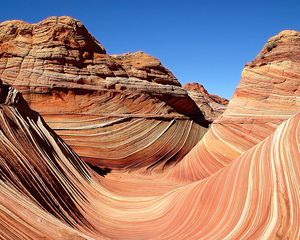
1,0,300,99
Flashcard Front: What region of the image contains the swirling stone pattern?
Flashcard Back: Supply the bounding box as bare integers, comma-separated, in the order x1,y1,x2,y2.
0,81,300,239
0,16,211,171
169,30,300,182
0,80,94,239
0,17,300,239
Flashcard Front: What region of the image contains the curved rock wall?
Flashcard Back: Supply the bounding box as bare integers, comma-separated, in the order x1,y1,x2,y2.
169,30,300,181
0,18,300,240
0,16,211,171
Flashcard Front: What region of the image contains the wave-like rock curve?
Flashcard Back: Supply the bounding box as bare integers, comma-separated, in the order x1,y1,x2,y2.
0,18,300,240
0,16,212,171
169,30,300,182
0,80,300,239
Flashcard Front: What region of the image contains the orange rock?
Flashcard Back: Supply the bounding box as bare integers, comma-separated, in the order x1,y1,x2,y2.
169,30,300,181
0,82,96,239
183,82,229,122
1,81,300,239
0,16,213,171
1,17,300,240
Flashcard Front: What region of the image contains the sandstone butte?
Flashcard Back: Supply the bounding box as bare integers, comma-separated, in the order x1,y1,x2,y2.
0,16,227,172
0,16,300,240
183,82,229,122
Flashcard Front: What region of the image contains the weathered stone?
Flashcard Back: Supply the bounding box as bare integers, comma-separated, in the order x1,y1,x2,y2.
183,82,229,122
0,16,213,170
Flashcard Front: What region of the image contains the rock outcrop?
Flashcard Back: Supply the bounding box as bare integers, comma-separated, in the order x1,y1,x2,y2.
0,81,95,239
183,82,229,122
169,30,300,181
0,16,212,171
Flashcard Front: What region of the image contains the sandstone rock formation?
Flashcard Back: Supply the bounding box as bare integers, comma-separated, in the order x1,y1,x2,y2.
1,81,300,240
0,16,212,171
0,80,94,239
169,30,300,181
0,17,300,240
183,82,229,122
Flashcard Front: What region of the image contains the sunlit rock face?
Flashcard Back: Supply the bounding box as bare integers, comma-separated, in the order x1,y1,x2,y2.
0,81,94,239
0,81,300,240
0,16,214,171
0,16,300,240
169,30,300,181
183,82,229,122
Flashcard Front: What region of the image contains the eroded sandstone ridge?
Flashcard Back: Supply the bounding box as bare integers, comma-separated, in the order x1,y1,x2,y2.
0,80,94,239
0,16,212,171
169,30,300,181
183,82,229,122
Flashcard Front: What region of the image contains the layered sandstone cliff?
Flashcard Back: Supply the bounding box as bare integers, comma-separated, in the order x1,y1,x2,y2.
0,16,212,171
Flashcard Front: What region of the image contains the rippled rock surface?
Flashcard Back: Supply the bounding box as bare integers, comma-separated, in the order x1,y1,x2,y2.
170,30,300,181
0,17,300,240
0,16,214,171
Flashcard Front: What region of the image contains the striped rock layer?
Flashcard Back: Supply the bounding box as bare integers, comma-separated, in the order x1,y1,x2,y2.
169,30,300,182
0,16,211,171
0,81,300,239
0,17,300,239
0,80,94,239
